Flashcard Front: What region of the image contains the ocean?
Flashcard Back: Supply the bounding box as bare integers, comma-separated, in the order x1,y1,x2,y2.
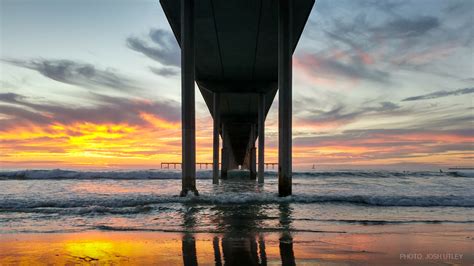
1,170,473,234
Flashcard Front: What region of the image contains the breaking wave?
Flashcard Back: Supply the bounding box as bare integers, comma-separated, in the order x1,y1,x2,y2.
0,169,460,180
1,193,473,214
0,169,195,180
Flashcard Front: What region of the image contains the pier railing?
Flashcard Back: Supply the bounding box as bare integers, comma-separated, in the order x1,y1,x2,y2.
160,162,277,170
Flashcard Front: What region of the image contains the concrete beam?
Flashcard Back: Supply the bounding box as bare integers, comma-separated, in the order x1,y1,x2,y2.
197,80,277,93
212,92,220,184
278,0,293,197
180,0,198,197
258,93,265,183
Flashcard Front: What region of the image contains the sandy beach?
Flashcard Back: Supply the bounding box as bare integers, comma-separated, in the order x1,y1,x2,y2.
1,224,473,265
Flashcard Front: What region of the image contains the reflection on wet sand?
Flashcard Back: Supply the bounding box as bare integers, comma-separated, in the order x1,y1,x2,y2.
182,234,198,266
279,203,296,266
1,225,473,265
213,236,223,266
182,202,198,266
181,200,296,266
1,180,473,265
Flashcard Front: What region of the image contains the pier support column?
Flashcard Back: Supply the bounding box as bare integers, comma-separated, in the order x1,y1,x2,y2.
278,0,293,197
250,146,256,179
212,93,220,184
180,0,198,197
258,93,265,183
221,125,229,179
250,124,257,180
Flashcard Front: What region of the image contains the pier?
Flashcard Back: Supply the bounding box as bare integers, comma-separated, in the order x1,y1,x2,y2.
160,0,315,196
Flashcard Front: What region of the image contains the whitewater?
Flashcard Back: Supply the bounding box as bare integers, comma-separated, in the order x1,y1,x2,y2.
1,170,473,234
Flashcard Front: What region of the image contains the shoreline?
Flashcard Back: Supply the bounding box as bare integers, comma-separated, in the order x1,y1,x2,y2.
1,225,473,265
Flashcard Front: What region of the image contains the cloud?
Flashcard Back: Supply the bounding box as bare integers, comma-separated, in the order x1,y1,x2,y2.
127,29,180,67
290,128,473,166
295,51,391,84
2,59,138,91
294,128,474,149
304,0,471,82
0,105,51,126
149,66,179,77
371,16,440,39
0,92,25,103
364,0,408,16
444,1,474,16
300,101,401,126
0,80,18,90
377,101,400,110
0,92,180,129
402,87,474,101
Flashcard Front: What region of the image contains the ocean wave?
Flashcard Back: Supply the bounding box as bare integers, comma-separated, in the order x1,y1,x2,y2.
0,205,155,215
309,219,474,225
92,225,348,234
93,219,474,232
447,171,474,178
1,193,473,213
2,226,348,234
0,169,200,180
293,171,445,178
0,169,455,180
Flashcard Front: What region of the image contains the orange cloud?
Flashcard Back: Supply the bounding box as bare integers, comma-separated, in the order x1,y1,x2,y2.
139,112,180,129
1,111,472,170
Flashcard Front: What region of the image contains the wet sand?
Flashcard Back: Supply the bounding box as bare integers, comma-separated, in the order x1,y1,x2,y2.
1,225,473,265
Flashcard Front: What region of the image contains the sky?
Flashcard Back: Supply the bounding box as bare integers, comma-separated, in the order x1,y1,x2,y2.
0,0,472,170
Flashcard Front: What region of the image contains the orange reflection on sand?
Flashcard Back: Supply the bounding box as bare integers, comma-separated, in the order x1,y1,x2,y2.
0,232,190,265
65,241,120,262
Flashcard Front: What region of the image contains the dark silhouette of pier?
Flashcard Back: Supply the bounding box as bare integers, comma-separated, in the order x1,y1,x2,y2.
160,0,315,196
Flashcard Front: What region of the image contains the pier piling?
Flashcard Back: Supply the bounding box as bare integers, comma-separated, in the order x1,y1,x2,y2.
212,92,221,184
258,93,265,183
180,0,198,197
278,0,293,196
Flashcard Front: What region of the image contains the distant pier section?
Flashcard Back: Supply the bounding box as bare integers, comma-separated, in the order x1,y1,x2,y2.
160,162,278,170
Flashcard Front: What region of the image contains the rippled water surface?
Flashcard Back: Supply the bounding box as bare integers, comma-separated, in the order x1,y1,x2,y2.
1,170,473,234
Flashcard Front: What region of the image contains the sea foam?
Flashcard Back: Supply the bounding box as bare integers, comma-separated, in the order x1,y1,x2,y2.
0,169,463,180
2,193,473,213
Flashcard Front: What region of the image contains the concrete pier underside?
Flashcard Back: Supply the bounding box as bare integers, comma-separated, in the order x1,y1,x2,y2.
160,0,314,196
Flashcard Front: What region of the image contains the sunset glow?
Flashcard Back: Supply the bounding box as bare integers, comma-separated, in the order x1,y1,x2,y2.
1,0,472,170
